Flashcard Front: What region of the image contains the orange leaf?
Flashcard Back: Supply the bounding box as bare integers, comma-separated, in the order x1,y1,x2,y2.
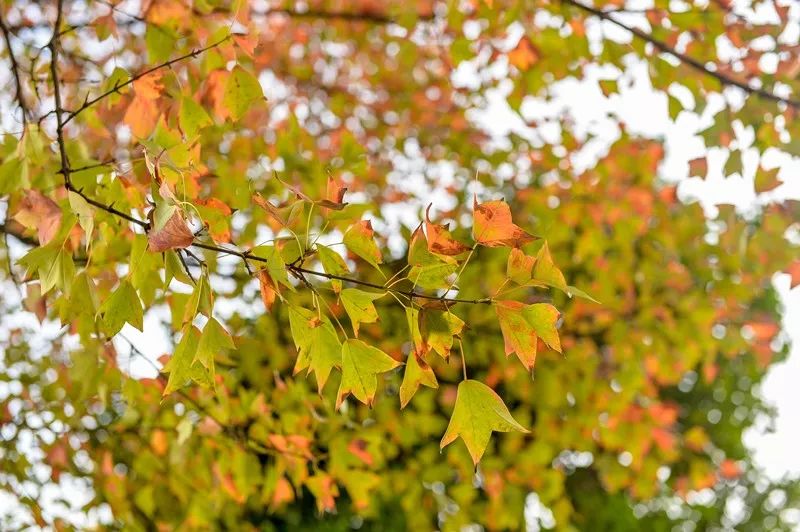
719,459,742,480
258,269,278,312
305,474,338,513
786,260,800,289
123,95,159,138
347,439,374,466
271,477,295,507
147,211,194,252
473,197,536,248
325,175,348,208
133,71,164,99
150,429,168,456
425,204,470,256
508,37,539,71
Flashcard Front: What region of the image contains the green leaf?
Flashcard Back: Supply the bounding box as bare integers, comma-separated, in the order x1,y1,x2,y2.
340,288,383,336
17,245,75,295
440,379,529,464
251,245,292,290
420,309,464,359
407,224,457,289
68,191,94,248
495,300,560,371
343,220,382,271
223,66,264,121
507,248,535,285
145,26,176,64
399,352,438,409
316,245,349,293
194,317,236,383
287,305,342,391
336,339,401,409
164,250,193,287
532,241,567,291
565,285,600,304
179,96,213,138
183,272,213,324
163,325,201,395
99,280,143,337
724,149,742,177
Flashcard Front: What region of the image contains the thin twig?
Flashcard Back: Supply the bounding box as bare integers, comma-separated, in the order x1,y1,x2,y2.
562,0,800,109
62,34,232,126
0,11,29,124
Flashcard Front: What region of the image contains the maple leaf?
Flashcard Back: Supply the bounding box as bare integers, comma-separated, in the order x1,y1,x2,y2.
162,326,201,395
507,248,536,285
473,197,536,247
316,245,350,293
14,189,62,245
425,204,471,256
147,207,194,252
325,175,348,209
508,36,539,71
288,305,342,391
123,72,163,138
399,352,438,408
495,300,561,370
343,220,383,271
419,308,465,359
531,241,567,290
407,224,458,290
305,475,339,513
440,380,529,465
340,288,383,336
98,280,143,336
223,66,264,121
194,317,235,382
258,268,278,312
336,339,401,409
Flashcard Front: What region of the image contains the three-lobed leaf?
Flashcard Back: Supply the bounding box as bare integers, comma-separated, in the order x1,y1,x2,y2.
440,380,529,465
336,339,401,409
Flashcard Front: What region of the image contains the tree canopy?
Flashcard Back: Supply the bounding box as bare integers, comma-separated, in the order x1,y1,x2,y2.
1,0,799,530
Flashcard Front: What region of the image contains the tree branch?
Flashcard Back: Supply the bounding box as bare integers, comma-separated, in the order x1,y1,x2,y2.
0,10,30,124
48,0,70,189
190,241,491,306
562,0,800,110
259,7,434,24
62,34,232,126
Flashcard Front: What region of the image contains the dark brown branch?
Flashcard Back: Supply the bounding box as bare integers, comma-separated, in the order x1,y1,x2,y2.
0,220,38,247
190,241,491,306
62,34,232,126
61,183,150,228
260,8,434,24
562,0,800,110
0,11,29,124
48,0,70,189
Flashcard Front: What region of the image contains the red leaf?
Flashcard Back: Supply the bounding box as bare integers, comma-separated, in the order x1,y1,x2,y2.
147,211,194,252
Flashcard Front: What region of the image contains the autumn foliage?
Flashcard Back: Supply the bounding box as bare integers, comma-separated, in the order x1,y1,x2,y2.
1,0,800,530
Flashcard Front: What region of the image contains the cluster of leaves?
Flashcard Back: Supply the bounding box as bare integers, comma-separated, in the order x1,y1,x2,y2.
1,0,800,530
